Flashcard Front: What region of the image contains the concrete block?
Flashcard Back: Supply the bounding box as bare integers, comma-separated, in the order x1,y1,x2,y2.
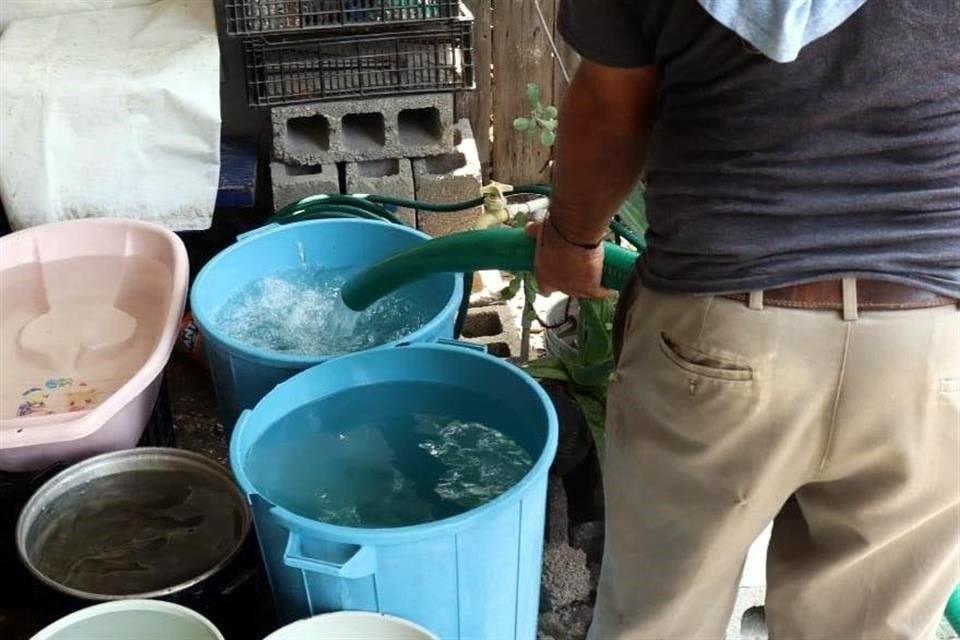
726,587,767,640
413,119,483,236
742,524,772,588
272,94,455,165
344,158,416,226
270,161,339,210
724,526,771,639
460,304,520,359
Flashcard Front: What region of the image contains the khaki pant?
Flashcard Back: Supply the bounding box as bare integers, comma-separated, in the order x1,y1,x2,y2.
590,281,960,640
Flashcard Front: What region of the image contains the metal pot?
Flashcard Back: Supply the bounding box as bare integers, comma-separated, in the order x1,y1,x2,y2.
16,448,250,601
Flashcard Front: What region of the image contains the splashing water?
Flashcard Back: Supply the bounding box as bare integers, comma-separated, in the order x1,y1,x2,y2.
216,266,433,356
246,382,535,528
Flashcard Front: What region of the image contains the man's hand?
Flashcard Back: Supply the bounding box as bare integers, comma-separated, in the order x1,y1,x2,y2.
536,60,655,299
525,220,615,299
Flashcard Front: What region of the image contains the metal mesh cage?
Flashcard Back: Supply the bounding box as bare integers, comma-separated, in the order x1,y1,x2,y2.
224,0,460,36
243,18,474,107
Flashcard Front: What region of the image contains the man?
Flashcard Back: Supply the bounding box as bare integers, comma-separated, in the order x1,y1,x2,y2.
528,0,960,638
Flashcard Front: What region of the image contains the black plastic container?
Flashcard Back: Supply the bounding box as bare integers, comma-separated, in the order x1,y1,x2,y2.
224,0,460,36
243,10,474,107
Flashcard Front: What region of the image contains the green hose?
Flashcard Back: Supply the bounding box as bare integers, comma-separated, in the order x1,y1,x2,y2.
341,228,640,311
270,194,402,225
947,584,960,635
270,186,554,225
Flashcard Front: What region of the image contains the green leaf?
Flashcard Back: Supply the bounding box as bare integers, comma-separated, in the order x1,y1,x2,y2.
513,117,531,132
544,105,558,119
569,389,607,465
536,118,557,131
616,184,648,237
526,83,542,108
500,275,523,300
522,275,540,321
523,356,570,382
540,129,557,147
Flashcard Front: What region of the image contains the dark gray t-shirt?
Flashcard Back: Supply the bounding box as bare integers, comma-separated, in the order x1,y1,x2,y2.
558,0,960,296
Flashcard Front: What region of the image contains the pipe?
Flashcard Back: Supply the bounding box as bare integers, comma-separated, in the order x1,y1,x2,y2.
341,228,640,311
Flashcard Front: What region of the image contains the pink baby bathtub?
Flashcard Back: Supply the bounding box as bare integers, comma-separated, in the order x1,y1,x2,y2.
0,219,188,471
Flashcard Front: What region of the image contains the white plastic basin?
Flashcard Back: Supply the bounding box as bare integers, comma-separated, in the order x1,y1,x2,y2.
29,600,223,640
265,612,438,640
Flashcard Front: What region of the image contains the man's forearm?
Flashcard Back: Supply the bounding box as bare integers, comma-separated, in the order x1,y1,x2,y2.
549,62,657,246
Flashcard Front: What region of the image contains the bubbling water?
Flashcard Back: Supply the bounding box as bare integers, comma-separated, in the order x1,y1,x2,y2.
216,266,432,356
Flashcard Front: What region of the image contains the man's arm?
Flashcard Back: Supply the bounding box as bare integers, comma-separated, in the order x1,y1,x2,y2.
530,60,657,297
550,60,657,246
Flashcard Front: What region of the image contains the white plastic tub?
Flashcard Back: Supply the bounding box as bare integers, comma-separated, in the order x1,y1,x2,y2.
264,612,438,640
0,219,188,471
30,600,223,640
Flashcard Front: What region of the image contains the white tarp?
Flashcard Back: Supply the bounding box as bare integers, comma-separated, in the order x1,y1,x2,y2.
0,1,157,33
0,0,221,231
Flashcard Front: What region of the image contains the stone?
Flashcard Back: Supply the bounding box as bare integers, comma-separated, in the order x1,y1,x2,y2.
541,543,592,610
272,94,455,165
569,520,605,564
538,603,594,640
344,158,415,226
269,161,339,210
413,119,483,236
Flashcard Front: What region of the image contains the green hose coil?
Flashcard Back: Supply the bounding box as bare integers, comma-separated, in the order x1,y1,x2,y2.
341,228,640,311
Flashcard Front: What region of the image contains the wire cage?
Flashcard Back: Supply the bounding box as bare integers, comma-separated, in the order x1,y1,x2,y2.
243,14,474,107
224,0,460,36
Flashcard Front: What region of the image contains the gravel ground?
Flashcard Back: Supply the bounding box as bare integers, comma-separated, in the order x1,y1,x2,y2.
167,353,229,465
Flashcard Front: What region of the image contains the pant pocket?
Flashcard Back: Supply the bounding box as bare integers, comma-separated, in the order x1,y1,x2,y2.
657,332,754,383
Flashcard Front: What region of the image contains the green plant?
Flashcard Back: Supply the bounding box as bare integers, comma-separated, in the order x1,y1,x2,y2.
513,83,559,148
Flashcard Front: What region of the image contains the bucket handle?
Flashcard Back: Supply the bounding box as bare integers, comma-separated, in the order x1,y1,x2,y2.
399,338,487,353
282,531,377,579
434,338,488,353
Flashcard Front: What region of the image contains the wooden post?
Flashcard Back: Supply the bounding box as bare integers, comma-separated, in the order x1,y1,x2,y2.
491,0,556,185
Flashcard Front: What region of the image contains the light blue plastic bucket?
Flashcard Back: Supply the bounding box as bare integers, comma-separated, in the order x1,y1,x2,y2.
230,343,558,640
189,220,463,430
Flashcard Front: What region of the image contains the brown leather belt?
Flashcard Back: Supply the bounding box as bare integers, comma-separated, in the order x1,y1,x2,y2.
723,279,958,311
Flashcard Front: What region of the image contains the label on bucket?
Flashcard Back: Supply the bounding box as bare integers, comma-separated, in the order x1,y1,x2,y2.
246,381,534,528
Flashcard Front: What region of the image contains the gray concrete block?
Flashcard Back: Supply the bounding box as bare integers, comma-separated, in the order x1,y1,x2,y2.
272,94,455,165
726,586,767,640
344,158,416,226
460,304,521,359
270,161,339,210
742,525,771,588
413,119,483,236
